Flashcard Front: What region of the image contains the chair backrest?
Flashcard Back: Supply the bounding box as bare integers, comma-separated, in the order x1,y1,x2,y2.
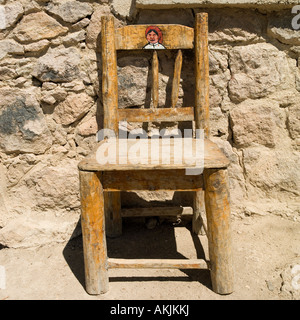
101,13,210,138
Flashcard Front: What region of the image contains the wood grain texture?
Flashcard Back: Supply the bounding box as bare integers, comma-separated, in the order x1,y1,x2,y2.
79,171,109,295
204,168,234,294
104,191,122,238
78,138,230,171
192,190,207,235
108,258,209,269
101,16,119,134
171,50,183,108
194,13,210,138
117,107,194,122
152,50,159,108
115,24,194,50
102,169,203,191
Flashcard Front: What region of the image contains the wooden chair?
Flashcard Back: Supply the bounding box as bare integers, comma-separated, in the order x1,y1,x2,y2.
78,13,234,295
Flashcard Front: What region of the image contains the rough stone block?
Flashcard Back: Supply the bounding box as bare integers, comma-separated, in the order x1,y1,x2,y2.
206,8,265,43
53,93,94,126
0,88,52,154
86,6,111,50
137,8,194,25
111,0,137,19
117,56,150,108
0,214,79,248
288,105,300,140
243,146,300,201
136,0,300,9
12,12,68,43
268,10,300,45
0,39,24,60
228,43,293,103
0,2,24,30
24,159,80,210
32,46,81,83
77,116,98,137
45,1,93,24
24,40,50,54
230,99,284,148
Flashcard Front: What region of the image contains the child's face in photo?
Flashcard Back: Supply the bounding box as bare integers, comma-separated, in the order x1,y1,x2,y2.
146,31,159,44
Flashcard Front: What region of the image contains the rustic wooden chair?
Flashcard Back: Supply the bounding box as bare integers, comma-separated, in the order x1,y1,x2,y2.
78,13,234,295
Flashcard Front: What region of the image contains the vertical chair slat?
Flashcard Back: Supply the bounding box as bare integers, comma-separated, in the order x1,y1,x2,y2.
194,13,210,138
171,49,183,108
101,16,122,238
193,13,210,243
152,50,159,108
101,16,119,135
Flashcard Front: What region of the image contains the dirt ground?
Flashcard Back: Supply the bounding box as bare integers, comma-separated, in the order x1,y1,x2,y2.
0,213,300,300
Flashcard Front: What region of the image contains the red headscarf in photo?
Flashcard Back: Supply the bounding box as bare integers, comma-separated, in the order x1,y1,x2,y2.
145,26,163,44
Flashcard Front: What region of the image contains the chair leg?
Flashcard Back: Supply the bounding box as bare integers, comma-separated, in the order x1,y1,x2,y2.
104,191,122,237
192,190,206,235
79,170,109,295
204,168,234,295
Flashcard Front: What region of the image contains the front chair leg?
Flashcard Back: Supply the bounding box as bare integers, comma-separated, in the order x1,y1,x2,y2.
79,170,109,295
204,168,234,295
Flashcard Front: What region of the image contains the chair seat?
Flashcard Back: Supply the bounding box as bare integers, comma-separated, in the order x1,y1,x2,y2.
78,138,229,171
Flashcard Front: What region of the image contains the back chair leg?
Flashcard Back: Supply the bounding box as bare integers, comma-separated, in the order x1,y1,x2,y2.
104,191,122,238
192,190,206,235
79,170,109,295
204,168,234,295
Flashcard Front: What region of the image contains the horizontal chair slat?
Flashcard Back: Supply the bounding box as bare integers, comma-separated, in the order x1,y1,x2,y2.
118,107,194,122
102,169,204,191
108,258,209,269
115,24,194,50
121,206,193,217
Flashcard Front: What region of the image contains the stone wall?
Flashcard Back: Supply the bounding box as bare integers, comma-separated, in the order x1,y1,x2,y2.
0,0,299,248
